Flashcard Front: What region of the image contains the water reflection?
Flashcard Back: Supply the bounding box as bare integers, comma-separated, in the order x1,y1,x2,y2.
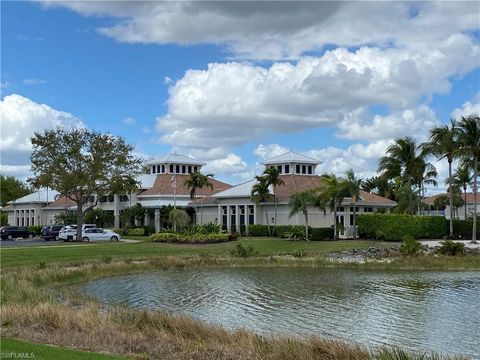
82,268,480,357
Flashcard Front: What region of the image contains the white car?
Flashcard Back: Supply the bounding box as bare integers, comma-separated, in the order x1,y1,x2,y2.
59,224,97,241
81,228,121,242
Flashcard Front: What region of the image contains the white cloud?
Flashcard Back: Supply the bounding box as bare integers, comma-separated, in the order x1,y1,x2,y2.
202,153,251,181
1,81,10,89
123,116,135,125
0,94,83,176
254,144,289,160
23,78,47,85
451,93,480,119
42,2,479,60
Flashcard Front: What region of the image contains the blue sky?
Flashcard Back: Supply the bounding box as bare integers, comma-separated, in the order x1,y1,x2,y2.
1,1,479,193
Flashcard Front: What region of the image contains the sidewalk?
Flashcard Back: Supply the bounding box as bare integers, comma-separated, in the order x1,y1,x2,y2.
420,240,480,249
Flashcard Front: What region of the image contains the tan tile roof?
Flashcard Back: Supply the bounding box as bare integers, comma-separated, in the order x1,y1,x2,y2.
45,196,76,209
139,174,231,197
191,175,396,206
424,192,477,205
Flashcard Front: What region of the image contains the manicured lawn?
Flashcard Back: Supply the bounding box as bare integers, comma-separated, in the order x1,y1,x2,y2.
0,337,126,360
0,238,384,268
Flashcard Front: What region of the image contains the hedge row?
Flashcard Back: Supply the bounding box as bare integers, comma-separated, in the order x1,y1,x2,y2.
357,214,446,241
27,225,43,236
150,232,234,243
452,219,480,239
247,224,334,240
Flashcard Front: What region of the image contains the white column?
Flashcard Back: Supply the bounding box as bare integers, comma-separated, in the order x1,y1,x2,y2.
226,205,231,233
154,209,161,233
235,205,240,233
253,205,257,225
114,194,120,228
144,211,150,226
217,205,221,226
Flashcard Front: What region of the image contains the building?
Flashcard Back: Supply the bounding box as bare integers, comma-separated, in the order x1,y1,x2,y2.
191,151,396,238
423,192,478,220
4,151,397,236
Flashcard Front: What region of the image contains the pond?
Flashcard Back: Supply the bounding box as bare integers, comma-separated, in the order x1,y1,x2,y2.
82,267,480,357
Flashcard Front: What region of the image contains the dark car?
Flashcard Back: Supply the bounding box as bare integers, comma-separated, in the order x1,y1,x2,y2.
0,226,35,240
41,225,64,241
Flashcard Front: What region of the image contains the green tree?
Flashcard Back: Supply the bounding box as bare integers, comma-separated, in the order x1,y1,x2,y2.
452,164,472,220
168,209,191,230
288,189,316,240
361,175,397,201
84,208,114,228
121,203,146,227
251,175,271,236
55,211,77,225
0,174,31,206
378,137,429,214
345,170,362,239
457,114,480,243
184,171,214,224
263,166,285,234
421,119,459,237
29,128,143,241
316,174,348,240
1,211,8,226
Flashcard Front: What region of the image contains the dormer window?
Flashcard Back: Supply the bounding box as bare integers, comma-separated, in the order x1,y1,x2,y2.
285,164,290,173
188,165,192,173
277,165,282,174
194,166,198,172
152,166,156,174
308,166,312,174
162,165,165,173
296,164,300,173
170,164,174,173
182,165,186,174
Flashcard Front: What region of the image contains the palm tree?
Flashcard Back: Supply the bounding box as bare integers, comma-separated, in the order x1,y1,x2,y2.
362,176,396,201
458,114,480,243
378,137,425,214
184,171,214,224
263,166,285,235
345,170,362,239
288,189,316,240
452,164,472,220
420,120,459,237
411,157,437,215
316,174,348,240
251,175,271,236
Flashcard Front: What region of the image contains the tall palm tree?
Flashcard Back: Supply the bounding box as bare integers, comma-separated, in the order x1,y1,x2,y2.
184,171,214,224
378,137,424,214
263,166,285,235
345,170,362,239
251,175,271,236
420,119,459,237
288,189,316,240
362,176,396,201
316,174,348,240
411,157,437,215
458,114,480,243
452,164,472,220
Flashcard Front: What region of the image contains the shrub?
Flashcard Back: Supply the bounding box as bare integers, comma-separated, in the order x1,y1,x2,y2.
150,232,231,244
230,243,258,258
285,226,310,241
143,225,156,236
292,248,307,257
310,227,334,241
437,240,465,256
399,235,422,255
27,225,42,236
247,224,270,237
239,225,246,236
357,214,446,241
275,225,305,238
183,223,222,235
452,219,480,240
127,228,145,236
111,228,126,236
102,255,113,264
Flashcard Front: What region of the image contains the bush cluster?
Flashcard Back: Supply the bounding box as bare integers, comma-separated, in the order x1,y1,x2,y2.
230,243,258,258
437,240,465,256
274,225,305,238
310,227,334,241
247,224,270,237
399,235,423,255
357,214,446,241
150,232,234,243
183,223,223,235
452,220,480,240
247,224,333,240
27,225,43,236
126,228,145,236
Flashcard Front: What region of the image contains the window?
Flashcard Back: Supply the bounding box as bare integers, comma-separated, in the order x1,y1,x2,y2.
188,165,192,173
194,166,198,172
296,164,300,173
308,166,312,174
170,165,174,173
152,166,156,174
157,165,161,173
230,206,236,225
302,165,306,174
285,164,290,173
176,165,180,174
277,165,282,174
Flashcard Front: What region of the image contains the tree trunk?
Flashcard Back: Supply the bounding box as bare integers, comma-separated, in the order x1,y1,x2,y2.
274,186,278,236
472,156,478,244
304,209,309,240
448,160,454,238
76,205,84,241
464,185,467,220
264,202,271,237
408,178,413,214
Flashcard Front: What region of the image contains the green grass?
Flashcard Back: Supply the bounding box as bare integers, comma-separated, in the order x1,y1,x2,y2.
0,238,384,268
0,337,126,360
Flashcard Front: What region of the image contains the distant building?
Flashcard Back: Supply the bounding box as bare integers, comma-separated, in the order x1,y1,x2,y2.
423,192,478,220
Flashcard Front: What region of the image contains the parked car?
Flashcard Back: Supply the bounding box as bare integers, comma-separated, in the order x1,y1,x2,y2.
59,224,97,241
41,225,64,241
81,228,120,242
0,226,35,240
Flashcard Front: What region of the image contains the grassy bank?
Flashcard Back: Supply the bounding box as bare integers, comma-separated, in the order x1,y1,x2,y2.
0,337,127,360
0,260,470,360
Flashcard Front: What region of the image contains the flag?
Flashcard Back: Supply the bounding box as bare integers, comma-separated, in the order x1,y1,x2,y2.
171,173,176,189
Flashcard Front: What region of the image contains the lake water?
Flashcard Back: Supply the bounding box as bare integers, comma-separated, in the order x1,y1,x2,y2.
82,267,480,357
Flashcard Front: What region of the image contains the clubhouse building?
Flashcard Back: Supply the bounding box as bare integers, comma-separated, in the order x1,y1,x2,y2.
4,151,396,238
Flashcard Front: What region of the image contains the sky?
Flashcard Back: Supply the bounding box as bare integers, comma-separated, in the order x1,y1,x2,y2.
1,1,479,196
